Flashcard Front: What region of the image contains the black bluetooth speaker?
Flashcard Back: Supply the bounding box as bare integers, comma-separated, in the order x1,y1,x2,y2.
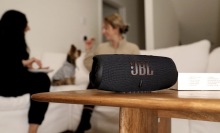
90,54,178,92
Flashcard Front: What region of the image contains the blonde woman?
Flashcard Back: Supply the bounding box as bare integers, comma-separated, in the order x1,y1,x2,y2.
75,13,140,133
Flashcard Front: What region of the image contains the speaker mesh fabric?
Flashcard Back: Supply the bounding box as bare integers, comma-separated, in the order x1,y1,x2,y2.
90,54,178,92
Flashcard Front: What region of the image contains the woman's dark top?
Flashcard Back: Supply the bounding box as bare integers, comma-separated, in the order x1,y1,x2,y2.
0,10,50,96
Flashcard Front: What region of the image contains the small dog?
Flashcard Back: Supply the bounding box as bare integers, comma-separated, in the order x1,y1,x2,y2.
52,44,81,86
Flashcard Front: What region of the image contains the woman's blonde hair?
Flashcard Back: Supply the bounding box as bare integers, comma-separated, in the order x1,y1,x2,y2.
104,13,129,34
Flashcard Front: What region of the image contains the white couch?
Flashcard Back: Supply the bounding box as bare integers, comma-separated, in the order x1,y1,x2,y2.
140,39,220,133
0,39,219,133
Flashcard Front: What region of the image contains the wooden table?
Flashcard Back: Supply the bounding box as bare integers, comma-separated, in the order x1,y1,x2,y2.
31,89,220,133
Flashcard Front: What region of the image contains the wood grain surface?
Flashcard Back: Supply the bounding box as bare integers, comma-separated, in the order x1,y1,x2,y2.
32,89,220,113
31,89,220,133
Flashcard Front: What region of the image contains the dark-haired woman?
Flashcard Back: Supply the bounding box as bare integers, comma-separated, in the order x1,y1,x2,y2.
0,10,50,133
75,13,140,133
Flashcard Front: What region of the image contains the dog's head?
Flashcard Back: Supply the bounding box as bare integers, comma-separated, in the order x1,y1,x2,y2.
67,44,81,65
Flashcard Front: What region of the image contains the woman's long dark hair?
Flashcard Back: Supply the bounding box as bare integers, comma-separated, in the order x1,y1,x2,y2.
0,10,29,59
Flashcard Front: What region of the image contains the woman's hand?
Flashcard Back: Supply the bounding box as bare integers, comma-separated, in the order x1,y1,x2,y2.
22,57,43,69
85,38,95,52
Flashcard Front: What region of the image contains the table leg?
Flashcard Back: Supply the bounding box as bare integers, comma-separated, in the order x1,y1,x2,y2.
158,118,171,133
119,107,158,133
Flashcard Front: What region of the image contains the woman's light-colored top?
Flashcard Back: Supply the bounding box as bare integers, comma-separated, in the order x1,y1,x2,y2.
84,39,140,71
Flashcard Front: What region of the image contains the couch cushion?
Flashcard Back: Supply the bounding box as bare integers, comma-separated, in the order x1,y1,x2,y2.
140,39,211,73
206,47,220,72
189,120,220,133
0,94,30,111
0,94,30,133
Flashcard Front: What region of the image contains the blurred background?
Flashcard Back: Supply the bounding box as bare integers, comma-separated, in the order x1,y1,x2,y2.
0,0,219,57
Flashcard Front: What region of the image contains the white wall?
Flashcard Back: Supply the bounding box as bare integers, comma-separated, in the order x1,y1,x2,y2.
145,0,179,50
153,0,179,49
219,1,220,48
145,0,154,50
0,0,100,58
171,0,220,49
